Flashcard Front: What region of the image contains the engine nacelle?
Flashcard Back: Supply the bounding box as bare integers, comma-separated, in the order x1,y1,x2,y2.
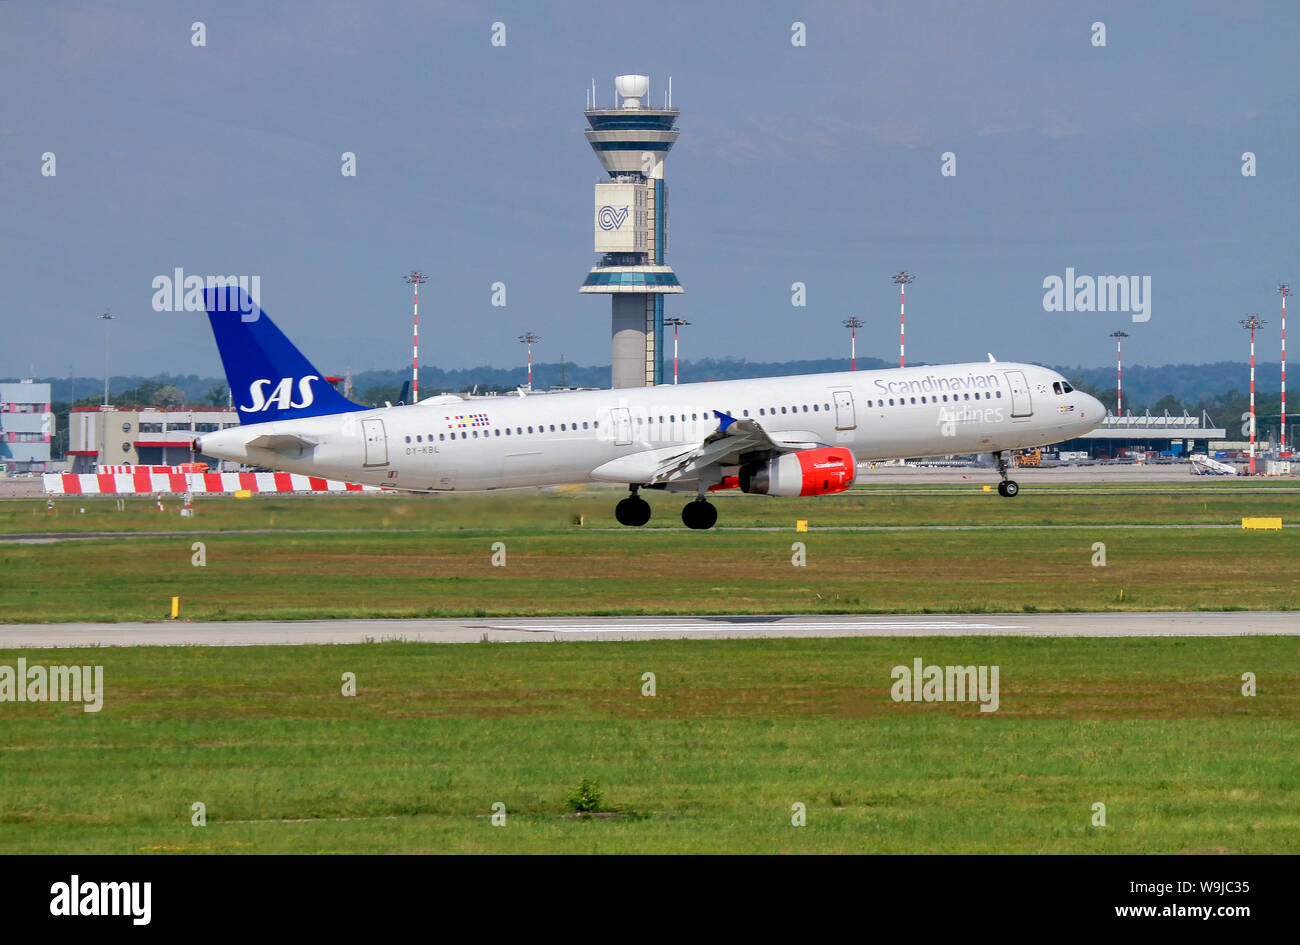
739,447,857,497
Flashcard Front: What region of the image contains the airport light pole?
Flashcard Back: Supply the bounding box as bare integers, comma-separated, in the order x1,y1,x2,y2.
1241,315,1266,475
97,312,115,406
664,317,690,384
518,332,540,390
892,271,915,367
1279,284,1290,453
842,317,864,371
403,271,429,403
1108,330,1129,417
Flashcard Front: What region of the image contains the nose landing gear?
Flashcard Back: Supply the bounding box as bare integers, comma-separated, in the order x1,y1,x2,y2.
995,451,1020,498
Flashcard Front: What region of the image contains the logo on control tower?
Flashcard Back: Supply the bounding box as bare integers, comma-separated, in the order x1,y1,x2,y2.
598,205,629,230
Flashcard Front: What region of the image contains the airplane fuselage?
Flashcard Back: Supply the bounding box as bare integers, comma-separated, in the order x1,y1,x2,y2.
197,361,1103,493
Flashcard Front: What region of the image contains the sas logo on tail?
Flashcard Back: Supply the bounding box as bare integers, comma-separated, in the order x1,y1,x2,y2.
240,376,319,413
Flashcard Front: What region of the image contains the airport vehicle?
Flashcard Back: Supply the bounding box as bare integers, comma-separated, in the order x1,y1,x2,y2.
194,288,1104,529
1015,448,1042,467
1188,453,1240,475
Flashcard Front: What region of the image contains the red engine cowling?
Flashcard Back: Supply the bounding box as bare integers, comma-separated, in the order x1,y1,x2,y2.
739,447,856,497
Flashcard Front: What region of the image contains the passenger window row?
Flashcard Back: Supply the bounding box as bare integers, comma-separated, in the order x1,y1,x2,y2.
868,391,1002,407
405,419,599,444
740,403,831,418
402,389,1006,446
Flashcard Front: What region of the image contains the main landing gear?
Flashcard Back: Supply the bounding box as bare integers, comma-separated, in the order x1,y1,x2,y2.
681,497,718,530
995,451,1020,498
615,486,719,530
615,487,652,527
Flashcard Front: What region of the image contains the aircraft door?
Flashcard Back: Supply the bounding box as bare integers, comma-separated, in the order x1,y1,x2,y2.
833,390,856,430
612,407,632,446
1005,371,1033,418
362,418,389,466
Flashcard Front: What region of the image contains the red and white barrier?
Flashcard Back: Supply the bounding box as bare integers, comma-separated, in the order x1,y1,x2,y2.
43,472,385,495
97,464,208,475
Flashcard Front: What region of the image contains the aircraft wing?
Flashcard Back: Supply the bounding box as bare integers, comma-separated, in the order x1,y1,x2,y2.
590,411,823,485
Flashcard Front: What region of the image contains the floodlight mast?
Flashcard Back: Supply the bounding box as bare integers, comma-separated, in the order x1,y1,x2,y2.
1241,314,1267,475
403,271,429,402
518,332,541,390
97,312,115,406
842,317,864,371
664,317,690,384
1108,330,1129,417
1279,284,1290,453
891,271,915,367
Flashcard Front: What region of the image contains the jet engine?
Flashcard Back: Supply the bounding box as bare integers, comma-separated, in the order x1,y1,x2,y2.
739,447,856,497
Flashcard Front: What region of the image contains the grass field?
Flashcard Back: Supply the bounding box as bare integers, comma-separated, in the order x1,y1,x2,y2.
2,637,1297,853
1,483,1297,621
3,484,1298,853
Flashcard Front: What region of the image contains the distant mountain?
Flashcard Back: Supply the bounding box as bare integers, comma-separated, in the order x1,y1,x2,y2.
5,373,226,405
1050,361,1281,410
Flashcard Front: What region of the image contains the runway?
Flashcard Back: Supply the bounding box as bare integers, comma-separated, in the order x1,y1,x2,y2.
0,611,1295,648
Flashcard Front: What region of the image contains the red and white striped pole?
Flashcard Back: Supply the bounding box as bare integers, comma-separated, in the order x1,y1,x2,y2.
1250,325,1257,474
1109,330,1128,417
842,317,863,371
665,317,689,384
1241,315,1266,475
892,272,915,368
1280,284,1290,453
518,332,540,391
404,271,428,403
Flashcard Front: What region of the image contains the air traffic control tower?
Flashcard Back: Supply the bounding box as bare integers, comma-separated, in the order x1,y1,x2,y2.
580,75,683,388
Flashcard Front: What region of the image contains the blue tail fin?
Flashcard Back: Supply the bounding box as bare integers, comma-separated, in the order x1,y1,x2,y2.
204,286,364,425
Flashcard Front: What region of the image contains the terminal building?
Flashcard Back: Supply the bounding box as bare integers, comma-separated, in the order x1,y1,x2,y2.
1055,410,1227,458
579,75,684,388
0,381,53,473
69,405,239,473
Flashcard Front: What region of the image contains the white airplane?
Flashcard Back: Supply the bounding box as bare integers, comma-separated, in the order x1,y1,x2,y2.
196,288,1104,529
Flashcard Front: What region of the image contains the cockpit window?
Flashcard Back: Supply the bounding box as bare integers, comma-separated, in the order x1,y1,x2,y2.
1062,381,1074,393
1053,382,1063,395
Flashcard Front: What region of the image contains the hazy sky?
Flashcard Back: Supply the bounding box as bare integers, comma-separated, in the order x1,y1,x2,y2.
3,0,1296,382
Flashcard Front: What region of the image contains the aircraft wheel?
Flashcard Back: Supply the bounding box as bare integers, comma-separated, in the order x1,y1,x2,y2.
615,496,651,527
681,499,718,530
1000,480,1019,498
